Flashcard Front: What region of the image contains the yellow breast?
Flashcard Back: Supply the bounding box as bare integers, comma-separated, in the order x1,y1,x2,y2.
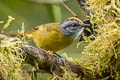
26,23,73,52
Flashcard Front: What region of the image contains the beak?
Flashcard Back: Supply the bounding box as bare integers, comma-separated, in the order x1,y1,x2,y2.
80,23,90,27
78,23,90,37
74,23,90,39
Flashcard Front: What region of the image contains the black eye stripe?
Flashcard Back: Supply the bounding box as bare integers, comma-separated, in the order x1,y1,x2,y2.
60,19,82,36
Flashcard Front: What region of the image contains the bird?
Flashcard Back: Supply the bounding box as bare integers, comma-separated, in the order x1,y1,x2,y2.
25,17,90,52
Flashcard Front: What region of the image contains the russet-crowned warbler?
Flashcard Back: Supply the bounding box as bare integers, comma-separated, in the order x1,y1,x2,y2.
26,17,89,52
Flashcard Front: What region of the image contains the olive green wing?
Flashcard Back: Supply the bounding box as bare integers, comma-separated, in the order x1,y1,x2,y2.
34,23,61,32
25,23,61,48
25,23,60,38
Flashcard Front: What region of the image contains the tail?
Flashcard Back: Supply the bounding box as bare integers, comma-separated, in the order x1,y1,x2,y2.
4,31,33,39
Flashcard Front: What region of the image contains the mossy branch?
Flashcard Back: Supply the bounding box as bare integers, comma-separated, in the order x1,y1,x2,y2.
22,45,93,79
0,34,93,80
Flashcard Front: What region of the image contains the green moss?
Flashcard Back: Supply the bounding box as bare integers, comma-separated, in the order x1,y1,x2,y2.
79,0,120,79
1,16,15,33
0,35,26,80
0,16,28,80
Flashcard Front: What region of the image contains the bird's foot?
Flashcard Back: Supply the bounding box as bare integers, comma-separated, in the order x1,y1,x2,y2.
47,50,54,55
47,50,61,58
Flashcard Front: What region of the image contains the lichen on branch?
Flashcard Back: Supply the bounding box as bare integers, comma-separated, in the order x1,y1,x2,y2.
79,0,120,79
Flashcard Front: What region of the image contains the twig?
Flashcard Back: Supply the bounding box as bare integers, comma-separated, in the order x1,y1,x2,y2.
61,2,78,17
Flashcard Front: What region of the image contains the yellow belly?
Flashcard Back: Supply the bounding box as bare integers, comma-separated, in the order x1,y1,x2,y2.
31,30,73,52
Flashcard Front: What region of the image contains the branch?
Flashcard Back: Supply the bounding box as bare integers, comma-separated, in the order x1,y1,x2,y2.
0,34,93,79
22,45,93,79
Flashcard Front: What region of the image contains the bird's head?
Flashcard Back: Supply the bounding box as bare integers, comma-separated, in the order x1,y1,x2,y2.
60,17,90,39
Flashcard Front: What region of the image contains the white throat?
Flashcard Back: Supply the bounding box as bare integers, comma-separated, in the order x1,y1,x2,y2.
72,27,85,40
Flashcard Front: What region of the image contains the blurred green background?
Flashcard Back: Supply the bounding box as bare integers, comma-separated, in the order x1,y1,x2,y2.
0,0,87,79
